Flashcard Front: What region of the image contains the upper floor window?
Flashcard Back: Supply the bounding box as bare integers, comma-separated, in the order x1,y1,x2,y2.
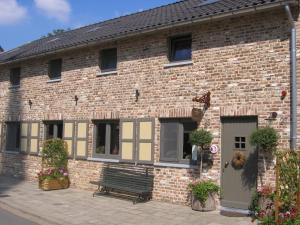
160,119,197,164
169,35,192,62
100,48,117,72
48,59,62,80
10,67,21,87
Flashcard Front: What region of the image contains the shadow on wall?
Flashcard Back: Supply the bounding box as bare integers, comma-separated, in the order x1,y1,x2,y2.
0,68,25,195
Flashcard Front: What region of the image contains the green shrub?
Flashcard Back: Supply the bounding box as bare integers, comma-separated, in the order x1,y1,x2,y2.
250,127,279,152
189,181,219,204
42,139,68,168
189,129,213,149
258,216,275,225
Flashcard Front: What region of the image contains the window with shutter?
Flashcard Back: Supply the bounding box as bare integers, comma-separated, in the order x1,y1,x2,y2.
6,122,20,152
63,122,75,157
160,119,197,164
75,122,89,159
29,122,40,154
20,123,29,153
0,123,3,152
120,120,136,161
137,119,154,163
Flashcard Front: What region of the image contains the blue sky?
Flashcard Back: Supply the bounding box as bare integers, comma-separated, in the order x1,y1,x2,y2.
0,0,176,51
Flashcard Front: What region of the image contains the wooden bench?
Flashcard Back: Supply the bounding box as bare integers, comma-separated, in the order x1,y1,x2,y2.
91,165,154,203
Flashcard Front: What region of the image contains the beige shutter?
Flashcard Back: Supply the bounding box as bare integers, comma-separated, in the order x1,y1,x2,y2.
120,120,135,161
0,123,2,152
137,119,154,163
75,122,88,158
29,122,40,154
63,122,75,157
20,123,29,153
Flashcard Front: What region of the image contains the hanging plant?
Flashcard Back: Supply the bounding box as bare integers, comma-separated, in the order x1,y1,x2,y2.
231,151,247,169
250,127,279,153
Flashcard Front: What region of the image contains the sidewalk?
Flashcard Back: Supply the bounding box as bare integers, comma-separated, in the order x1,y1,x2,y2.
0,176,254,225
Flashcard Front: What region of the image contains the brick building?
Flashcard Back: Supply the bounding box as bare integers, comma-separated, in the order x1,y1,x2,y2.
0,0,299,211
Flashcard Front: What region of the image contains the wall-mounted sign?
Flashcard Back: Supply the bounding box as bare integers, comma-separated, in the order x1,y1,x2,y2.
210,144,219,154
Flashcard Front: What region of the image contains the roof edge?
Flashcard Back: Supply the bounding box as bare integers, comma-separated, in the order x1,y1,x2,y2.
0,0,298,66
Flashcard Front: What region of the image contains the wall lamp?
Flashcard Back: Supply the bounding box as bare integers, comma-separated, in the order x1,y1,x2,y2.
75,95,79,106
28,100,33,109
135,89,140,102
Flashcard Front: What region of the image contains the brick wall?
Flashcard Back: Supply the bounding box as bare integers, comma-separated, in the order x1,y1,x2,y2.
0,9,299,205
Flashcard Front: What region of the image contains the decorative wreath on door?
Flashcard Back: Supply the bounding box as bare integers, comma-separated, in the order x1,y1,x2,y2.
231,151,247,169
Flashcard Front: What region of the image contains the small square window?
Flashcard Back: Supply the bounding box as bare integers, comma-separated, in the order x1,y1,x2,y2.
10,67,21,87
48,59,62,80
234,136,246,149
100,48,117,72
169,35,192,62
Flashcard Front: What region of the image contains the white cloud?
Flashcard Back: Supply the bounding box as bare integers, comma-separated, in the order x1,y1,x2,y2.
0,0,27,25
34,0,71,22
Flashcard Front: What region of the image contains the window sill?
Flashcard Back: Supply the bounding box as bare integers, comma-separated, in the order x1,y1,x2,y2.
163,60,193,69
47,78,61,83
154,162,198,169
9,85,20,90
3,150,20,155
87,157,120,163
96,70,118,76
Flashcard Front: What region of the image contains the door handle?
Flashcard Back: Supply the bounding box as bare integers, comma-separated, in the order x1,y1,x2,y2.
224,161,229,168
222,162,229,173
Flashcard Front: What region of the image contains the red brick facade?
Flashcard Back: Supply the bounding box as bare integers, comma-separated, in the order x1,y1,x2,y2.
0,9,299,205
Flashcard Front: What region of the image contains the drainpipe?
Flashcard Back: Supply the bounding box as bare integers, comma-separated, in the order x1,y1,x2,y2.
284,4,297,151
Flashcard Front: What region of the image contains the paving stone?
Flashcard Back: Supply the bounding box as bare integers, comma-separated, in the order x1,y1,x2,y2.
0,176,254,225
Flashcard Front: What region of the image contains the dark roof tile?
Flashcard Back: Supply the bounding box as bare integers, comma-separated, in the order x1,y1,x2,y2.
0,0,295,64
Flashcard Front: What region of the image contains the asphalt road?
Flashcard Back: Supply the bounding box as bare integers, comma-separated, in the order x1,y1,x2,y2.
0,208,39,225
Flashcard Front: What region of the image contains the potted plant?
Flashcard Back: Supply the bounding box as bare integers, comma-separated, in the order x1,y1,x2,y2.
189,129,213,178
250,127,279,153
38,139,69,191
189,180,219,211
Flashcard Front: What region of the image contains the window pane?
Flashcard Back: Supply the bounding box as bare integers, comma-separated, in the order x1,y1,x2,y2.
241,137,246,142
161,122,179,161
46,124,54,139
110,123,119,155
49,59,62,79
57,123,63,139
183,132,192,159
100,48,117,71
96,124,106,154
6,123,20,151
171,36,191,62
10,67,21,86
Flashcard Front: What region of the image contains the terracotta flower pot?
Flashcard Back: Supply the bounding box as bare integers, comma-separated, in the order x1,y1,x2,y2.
191,193,216,211
39,177,69,191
